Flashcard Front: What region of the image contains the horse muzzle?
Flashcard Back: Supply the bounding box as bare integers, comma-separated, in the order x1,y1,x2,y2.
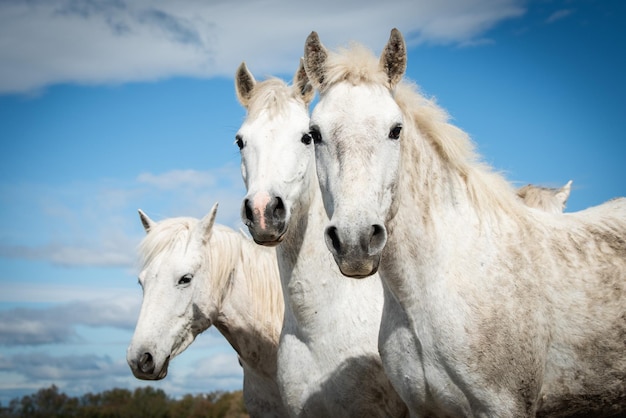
128,351,170,380
242,194,288,245
324,223,386,278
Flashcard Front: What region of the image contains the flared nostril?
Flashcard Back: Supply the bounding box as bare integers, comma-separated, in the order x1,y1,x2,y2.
325,225,342,254
138,352,155,375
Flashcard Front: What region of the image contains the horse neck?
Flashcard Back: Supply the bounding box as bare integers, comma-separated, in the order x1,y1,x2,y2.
277,165,325,269
385,98,525,290
209,228,283,375
277,163,383,336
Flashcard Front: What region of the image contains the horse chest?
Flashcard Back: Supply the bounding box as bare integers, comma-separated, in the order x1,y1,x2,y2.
380,304,474,416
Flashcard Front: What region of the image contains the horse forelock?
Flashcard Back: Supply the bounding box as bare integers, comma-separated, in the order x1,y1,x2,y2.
246,78,303,120
138,217,196,270
319,43,389,92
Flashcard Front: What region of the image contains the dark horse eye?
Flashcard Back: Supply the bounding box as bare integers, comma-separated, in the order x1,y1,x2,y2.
310,128,322,144
389,125,402,140
235,135,244,150
178,274,193,285
301,133,312,145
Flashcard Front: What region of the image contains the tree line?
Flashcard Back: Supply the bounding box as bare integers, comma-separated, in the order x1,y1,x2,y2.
0,385,249,418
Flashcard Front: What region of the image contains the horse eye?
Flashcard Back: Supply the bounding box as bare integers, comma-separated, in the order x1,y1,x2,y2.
301,133,312,145
178,274,193,285
389,125,402,140
235,135,245,150
310,128,322,144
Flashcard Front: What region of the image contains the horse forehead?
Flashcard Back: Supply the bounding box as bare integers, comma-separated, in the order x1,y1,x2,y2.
141,242,196,279
314,83,401,125
246,97,309,127
241,108,309,144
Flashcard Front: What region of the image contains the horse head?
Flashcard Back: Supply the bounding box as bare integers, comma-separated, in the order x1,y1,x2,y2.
304,28,407,278
235,60,315,246
126,204,218,380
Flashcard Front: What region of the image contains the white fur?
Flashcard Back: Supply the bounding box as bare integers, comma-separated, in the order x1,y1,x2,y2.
517,180,572,213
127,204,288,417
305,28,626,417
235,61,407,417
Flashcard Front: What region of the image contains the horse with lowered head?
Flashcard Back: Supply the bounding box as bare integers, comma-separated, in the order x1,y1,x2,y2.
127,203,288,417
304,28,626,417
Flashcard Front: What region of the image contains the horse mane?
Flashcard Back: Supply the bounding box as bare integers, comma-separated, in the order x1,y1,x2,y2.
138,218,283,338
321,43,524,219
395,82,524,218
227,229,284,340
246,78,304,120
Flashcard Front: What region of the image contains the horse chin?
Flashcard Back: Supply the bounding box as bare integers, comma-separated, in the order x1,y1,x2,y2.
249,226,287,247
335,256,379,279
252,234,284,247
155,356,170,379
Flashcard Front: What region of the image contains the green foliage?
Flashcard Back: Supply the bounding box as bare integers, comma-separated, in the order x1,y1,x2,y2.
0,385,249,418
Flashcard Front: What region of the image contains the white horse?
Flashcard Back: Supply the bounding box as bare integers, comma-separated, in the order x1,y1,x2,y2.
127,203,288,417
234,61,408,417
517,180,572,214
304,29,626,417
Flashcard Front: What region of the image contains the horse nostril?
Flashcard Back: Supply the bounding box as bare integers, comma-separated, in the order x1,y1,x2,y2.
138,352,155,374
368,224,387,255
243,198,254,225
325,225,342,254
272,196,285,220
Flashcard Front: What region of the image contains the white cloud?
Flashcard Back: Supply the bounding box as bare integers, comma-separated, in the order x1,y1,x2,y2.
0,296,140,345
0,164,245,268
0,0,526,94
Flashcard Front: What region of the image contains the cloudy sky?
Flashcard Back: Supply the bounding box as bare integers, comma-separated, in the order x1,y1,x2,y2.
1,0,624,406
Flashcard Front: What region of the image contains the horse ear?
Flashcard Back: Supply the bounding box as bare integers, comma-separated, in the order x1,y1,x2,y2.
235,62,256,108
303,31,328,90
195,202,219,245
556,180,572,206
379,28,407,88
138,209,155,234
294,58,315,105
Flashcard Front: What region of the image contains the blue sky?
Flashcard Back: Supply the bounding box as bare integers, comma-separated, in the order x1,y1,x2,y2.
0,0,624,406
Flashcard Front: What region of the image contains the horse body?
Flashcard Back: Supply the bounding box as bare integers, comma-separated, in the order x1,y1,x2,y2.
304,29,626,417
235,62,407,417
127,205,288,417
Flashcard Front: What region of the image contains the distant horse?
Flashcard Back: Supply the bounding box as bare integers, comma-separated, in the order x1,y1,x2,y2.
234,61,407,417
304,28,626,417
126,204,288,417
517,180,572,214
